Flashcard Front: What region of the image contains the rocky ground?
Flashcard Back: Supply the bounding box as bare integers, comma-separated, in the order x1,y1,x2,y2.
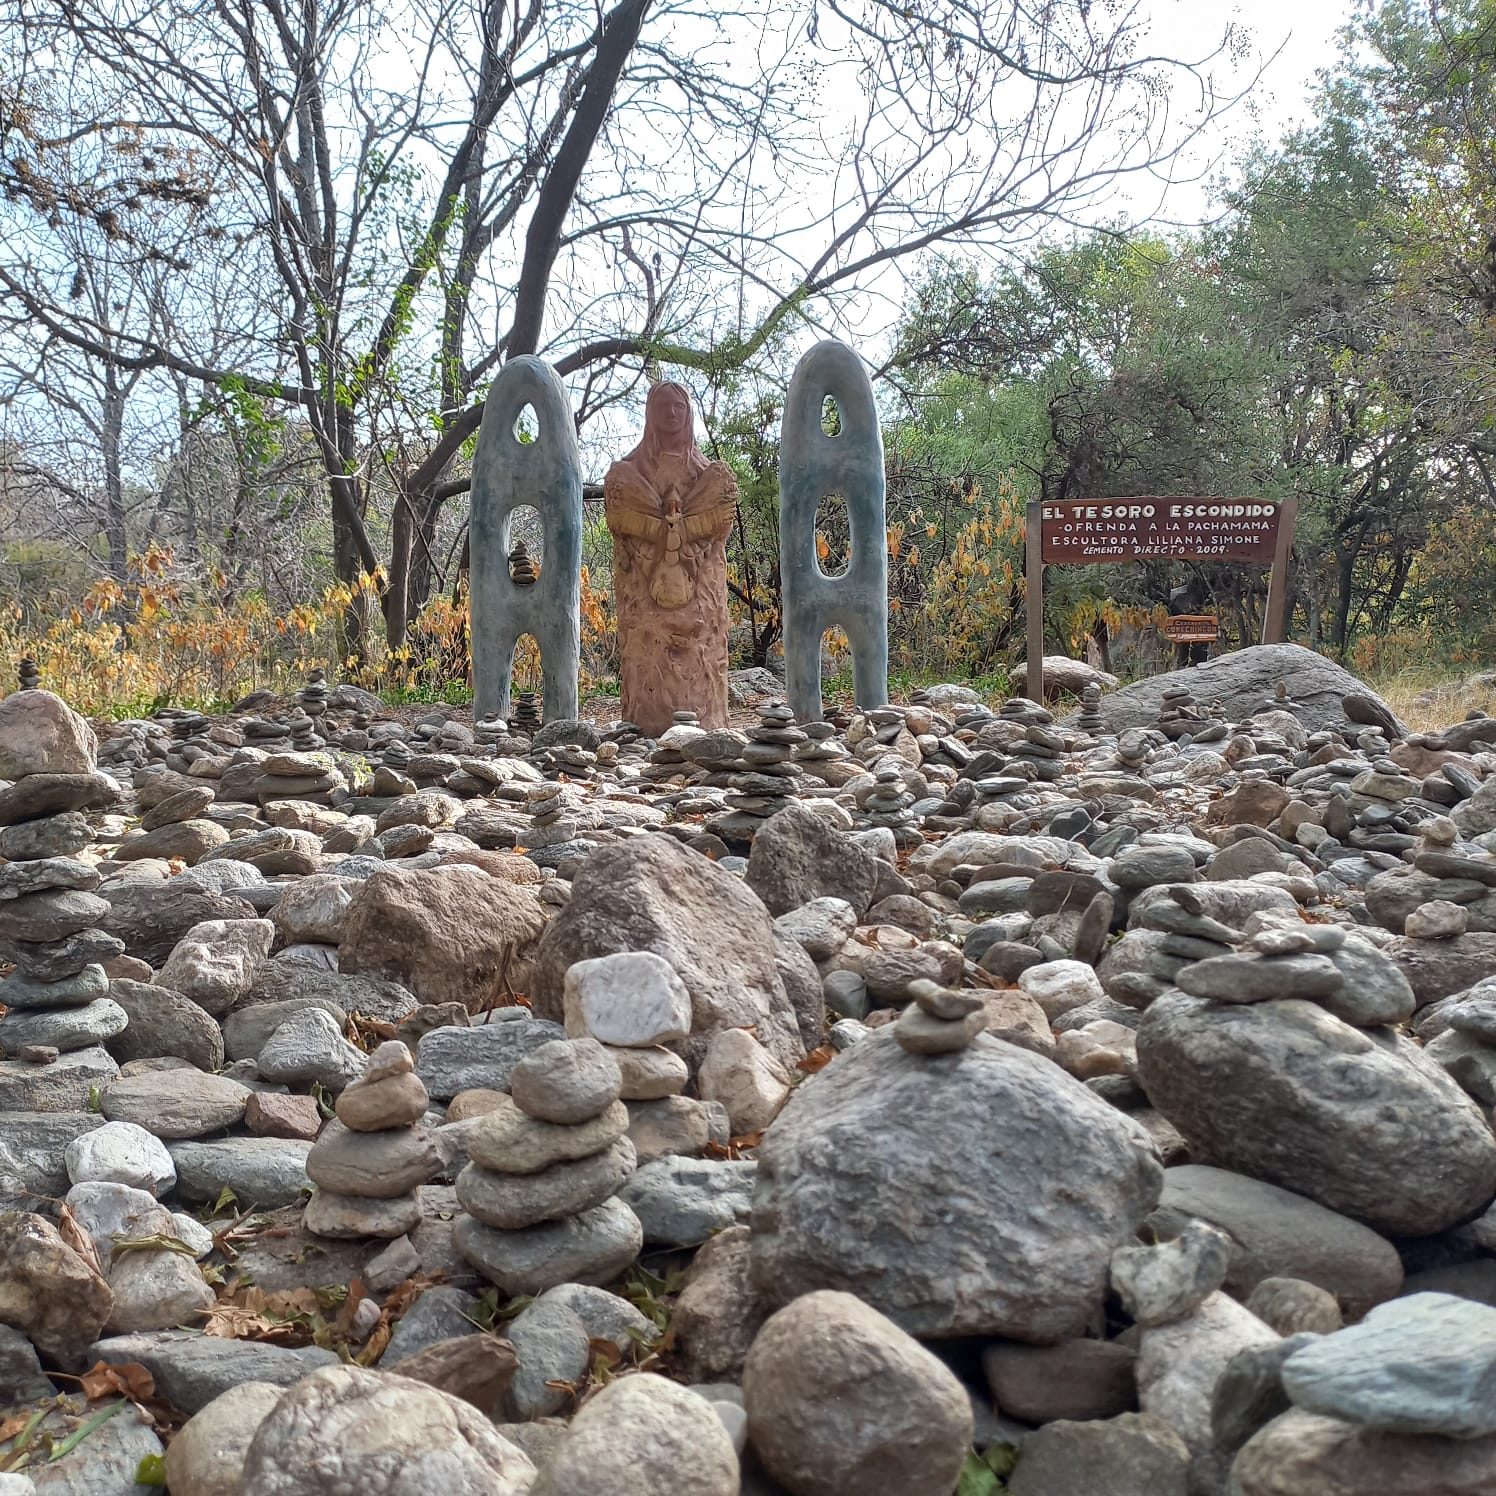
1,640,1495,1495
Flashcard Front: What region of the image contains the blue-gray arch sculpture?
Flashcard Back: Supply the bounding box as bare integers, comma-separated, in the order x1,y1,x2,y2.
780,339,889,719
469,356,582,723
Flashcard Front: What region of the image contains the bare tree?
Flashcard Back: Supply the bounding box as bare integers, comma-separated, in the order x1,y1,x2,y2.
0,0,1250,651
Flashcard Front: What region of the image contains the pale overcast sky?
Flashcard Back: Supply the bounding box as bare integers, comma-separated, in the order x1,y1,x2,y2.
1141,0,1350,222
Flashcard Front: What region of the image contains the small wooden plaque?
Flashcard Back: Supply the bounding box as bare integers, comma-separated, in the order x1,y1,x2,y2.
1163,615,1220,644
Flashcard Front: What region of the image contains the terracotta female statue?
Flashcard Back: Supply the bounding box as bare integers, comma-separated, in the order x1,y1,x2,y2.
604,382,739,734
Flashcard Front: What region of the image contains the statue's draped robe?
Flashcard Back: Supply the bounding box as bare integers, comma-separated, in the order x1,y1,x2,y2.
604,444,738,735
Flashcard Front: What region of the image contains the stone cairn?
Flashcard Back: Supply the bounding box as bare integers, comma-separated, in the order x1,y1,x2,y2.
644,712,702,784
719,702,801,838
1011,721,1067,783
1191,699,1230,743
296,668,329,726
340,710,373,752
0,705,123,1068
254,749,344,809
118,769,221,865
16,657,39,691
791,718,848,781
304,1040,439,1240
998,695,1051,728
473,713,507,751
530,734,596,782
855,764,919,849
508,539,539,586
1157,683,1204,740
1115,726,1152,774
453,1035,643,1295
512,693,542,736
1076,681,1104,736
525,779,580,849
896,978,988,1056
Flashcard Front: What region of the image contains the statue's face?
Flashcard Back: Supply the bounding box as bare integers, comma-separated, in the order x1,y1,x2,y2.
651,386,691,439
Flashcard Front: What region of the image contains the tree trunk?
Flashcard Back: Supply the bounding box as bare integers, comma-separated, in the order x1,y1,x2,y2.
101,366,128,579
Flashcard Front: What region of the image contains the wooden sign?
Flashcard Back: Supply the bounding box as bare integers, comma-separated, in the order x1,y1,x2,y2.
1040,497,1282,566
1163,614,1220,644
1024,496,1298,703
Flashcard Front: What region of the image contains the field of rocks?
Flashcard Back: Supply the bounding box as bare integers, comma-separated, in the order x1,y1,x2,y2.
2,639,1495,1495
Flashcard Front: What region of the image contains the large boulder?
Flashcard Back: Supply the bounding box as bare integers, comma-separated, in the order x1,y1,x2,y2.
744,802,879,917
339,864,547,1012
1011,656,1119,699
1059,644,1402,736
742,1290,973,1496
531,836,803,1072
750,1029,1163,1340
239,1363,535,1495
0,690,97,779
1137,994,1496,1236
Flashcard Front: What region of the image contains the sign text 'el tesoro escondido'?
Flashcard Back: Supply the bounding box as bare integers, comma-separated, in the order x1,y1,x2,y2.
1040,497,1283,566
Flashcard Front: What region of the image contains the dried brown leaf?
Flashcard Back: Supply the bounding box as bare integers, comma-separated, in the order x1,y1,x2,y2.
78,1361,155,1404
795,1045,835,1074
57,1203,104,1280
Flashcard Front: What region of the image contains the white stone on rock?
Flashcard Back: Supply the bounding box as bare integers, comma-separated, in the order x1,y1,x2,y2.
65,1121,176,1196
156,918,275,1017
1019,959,1106,1020
563,951,692,1047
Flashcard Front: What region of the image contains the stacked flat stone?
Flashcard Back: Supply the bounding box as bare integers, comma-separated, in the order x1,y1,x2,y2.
473,714,507,750
254,749,345,807
791,719,850,782
304,1040,437,1239
719,704,801,838
1104,876,1231,1007
1011,722,1067,783
1189,700,1230,744
508,539,539,586
1076,682,1104,735
525,780,581,849
644,720,704,784
896,979,988,1055
382,736,415,774
952,704,996,737
453,1036,643,1294
339,710,372,752
530,739,596,780
1156,685,1203,739
1153,894,1418,1031
287,709,321,753
512,693,542,736
297,669,329,724
117,768,224,865
918,725,972,775
856,764,919,849
680,728,748,788
857,706,910,764
239,713,291,750
999,696,1053,728
17,658,39,692
1115,727,1152,773
0,693,125,1079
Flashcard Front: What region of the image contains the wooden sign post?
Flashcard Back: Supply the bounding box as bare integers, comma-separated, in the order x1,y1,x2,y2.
1025,495,1299,702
